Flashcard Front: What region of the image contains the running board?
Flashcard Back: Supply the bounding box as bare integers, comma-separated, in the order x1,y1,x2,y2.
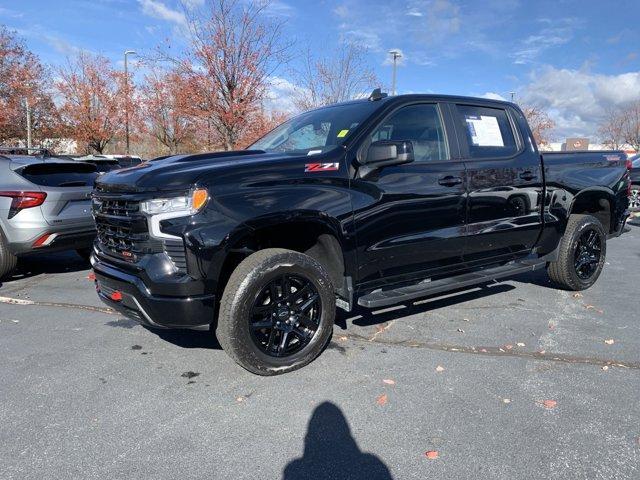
357,259,547,309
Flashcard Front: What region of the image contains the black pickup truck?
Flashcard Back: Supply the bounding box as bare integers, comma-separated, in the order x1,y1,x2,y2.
91,91,631,375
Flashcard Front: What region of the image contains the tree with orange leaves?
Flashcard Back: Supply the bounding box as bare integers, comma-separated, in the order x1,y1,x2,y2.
140,68,197,154
521,105,555,147
56,52,127,153
165,0,289,151
0,26,58,147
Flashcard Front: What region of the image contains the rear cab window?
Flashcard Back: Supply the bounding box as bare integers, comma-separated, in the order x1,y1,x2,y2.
455,104,519,159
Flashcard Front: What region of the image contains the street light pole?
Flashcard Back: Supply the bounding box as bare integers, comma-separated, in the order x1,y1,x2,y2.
25,97,32,149
389,50,402,96
124,50,137,155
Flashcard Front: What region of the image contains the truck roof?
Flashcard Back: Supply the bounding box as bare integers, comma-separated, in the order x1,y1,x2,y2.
318,93,516,111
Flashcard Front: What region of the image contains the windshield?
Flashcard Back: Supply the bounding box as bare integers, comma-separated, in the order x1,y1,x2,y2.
632,154,640,168
250,101,380,154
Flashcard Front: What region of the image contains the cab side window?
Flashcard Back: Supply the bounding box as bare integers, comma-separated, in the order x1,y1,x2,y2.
370,104,449,162
456,104,518,159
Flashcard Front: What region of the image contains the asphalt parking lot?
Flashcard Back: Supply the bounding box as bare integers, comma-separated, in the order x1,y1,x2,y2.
1,215,639,479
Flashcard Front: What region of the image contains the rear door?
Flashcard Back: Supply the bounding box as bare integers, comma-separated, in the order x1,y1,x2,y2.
17,162,97,226
451,103,543,264
352,102,468,288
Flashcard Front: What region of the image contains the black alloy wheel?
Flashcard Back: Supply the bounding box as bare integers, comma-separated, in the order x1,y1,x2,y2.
217,248,335,375
249,274,321,357
573,228,602,280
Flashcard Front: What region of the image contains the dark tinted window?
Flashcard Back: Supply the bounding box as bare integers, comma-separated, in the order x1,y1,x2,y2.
456,105,518,159
20,163,98,187
369,104,449,162
631,155,640,168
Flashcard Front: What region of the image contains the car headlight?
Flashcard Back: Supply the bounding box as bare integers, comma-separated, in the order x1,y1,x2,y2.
140,188,208,216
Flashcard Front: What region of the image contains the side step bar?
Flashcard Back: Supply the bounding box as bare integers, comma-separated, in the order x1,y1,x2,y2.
357,258,547,309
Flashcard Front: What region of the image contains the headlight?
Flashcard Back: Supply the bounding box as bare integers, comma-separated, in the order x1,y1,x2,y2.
140,188,208,216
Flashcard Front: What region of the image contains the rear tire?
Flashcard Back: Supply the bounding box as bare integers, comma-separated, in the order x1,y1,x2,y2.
0,233,18,280
216,248,335,376
547,214,606,291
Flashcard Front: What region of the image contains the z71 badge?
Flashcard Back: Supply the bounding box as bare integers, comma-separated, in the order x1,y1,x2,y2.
305,162,340,172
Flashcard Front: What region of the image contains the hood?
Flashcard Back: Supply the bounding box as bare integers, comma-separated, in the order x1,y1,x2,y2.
95,150,296,193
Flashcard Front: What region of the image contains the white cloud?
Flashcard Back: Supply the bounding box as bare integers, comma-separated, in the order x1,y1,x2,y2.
511,18,580,65
260,0,294,18
482,92,507,101
518,66,640,139
333,4,349,19
182,0,204,9
264,76,305,113
138,0,186,26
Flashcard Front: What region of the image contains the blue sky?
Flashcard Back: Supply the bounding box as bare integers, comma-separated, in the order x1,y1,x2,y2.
2,0,640,139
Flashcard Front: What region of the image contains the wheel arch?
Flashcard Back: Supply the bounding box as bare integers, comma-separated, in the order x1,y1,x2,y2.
211,213,352,304
568,187,616,234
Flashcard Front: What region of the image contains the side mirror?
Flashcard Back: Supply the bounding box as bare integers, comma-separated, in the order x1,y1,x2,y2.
364,140,415,167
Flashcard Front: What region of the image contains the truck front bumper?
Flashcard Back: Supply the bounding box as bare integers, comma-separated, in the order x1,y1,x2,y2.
91,256,215,330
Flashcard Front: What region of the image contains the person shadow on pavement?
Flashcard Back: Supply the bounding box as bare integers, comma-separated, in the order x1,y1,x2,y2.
282,402,393,480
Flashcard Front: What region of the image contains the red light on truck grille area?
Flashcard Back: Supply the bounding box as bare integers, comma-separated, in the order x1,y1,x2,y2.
110,291,123,302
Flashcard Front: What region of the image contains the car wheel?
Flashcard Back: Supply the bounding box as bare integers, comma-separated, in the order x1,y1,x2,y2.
630,187,639,209
0,232,18,280
216,248,335,376
547,214,606,291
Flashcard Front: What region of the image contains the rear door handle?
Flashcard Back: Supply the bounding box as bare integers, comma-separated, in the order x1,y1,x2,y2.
438,176,463,187
519,171,537,181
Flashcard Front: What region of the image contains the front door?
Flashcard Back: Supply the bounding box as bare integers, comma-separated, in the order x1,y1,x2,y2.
351,103,468,289
452,103,544,264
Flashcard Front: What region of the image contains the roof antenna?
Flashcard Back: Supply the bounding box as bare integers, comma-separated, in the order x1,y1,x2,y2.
369,88,388,101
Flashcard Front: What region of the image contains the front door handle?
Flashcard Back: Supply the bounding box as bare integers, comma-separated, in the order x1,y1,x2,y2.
519,171,537,181
438,176,463,187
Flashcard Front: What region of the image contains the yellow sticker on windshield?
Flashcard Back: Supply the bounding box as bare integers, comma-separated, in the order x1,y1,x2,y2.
337,129,349,138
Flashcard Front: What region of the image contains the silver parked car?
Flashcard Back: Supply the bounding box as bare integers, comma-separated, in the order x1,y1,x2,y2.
0,154,98,279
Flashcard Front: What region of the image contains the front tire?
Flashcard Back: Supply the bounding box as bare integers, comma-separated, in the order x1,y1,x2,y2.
216,248,335,375
547,214,607,291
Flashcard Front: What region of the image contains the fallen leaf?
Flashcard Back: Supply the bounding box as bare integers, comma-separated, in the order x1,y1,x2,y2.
376,394,388,406
572,293,583,299
502,398,511,404
542,399,557,409
375,324,387,333
337,335,348,341
382,379,396,385
604,339,615,345
601,365,609,371
585,305,604,314
435,365,445,373
480,348,488,353
538,350,546,354
236,396,245,402
516,342,526,347
425,450,439,460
